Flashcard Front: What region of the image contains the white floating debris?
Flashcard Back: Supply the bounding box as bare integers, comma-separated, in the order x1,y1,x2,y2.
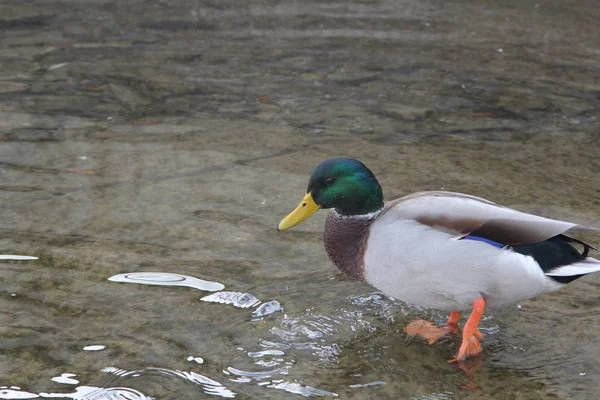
83,345,105,351
0,255,38,260
50,373,79,385
497,48,504,52
187,356,204,364
108,272,224,292
253,301,282,317
349,381,385,388
410,391,454,400
48,62,69,70
201,292,260,308
0,388,39,399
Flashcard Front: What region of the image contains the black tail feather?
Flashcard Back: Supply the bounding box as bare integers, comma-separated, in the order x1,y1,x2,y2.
510,234,595,284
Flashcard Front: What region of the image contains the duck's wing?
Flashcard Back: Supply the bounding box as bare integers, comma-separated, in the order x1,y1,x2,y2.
383,191,598,245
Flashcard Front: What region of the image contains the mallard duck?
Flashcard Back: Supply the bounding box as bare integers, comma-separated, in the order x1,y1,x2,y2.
277,157,600,362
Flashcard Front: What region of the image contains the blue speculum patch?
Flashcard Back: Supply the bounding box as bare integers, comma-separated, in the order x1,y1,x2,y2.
462,235,505,248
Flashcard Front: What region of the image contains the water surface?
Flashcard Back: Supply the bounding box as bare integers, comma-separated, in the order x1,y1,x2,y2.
1,0,600,399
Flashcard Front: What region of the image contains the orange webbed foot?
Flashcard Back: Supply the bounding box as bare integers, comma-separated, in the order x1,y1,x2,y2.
448,297,486,363
448,333,482,363
404,319,453,344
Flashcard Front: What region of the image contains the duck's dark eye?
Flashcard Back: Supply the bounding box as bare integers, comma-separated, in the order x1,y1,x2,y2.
323,177,334,186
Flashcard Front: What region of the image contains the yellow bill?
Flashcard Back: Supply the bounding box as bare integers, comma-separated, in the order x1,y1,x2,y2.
278,192,321,231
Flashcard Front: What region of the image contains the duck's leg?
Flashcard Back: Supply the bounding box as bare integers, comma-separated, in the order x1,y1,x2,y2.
404,311,461,344
449,296,485,363
446,311,461,335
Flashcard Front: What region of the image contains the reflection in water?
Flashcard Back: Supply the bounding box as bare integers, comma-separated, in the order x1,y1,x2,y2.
107,272,224,292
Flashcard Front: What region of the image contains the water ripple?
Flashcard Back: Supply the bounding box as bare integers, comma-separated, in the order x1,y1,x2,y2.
95,281,395,397
252,301,283,317
266,382,337,398
107,272,282,317
201,292,260,308
0,385,154,400
247,350,285,358
1,288,422,399
225,366,289,379
151,369,235,398
409,392,454,400
102,366,236,399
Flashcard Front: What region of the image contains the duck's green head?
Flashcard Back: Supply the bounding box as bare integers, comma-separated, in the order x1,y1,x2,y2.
278,157,384,231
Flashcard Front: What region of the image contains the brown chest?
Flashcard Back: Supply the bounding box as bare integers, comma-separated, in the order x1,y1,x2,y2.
323,211,374,282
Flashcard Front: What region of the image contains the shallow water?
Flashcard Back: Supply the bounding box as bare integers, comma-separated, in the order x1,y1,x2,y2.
1,0,600,399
